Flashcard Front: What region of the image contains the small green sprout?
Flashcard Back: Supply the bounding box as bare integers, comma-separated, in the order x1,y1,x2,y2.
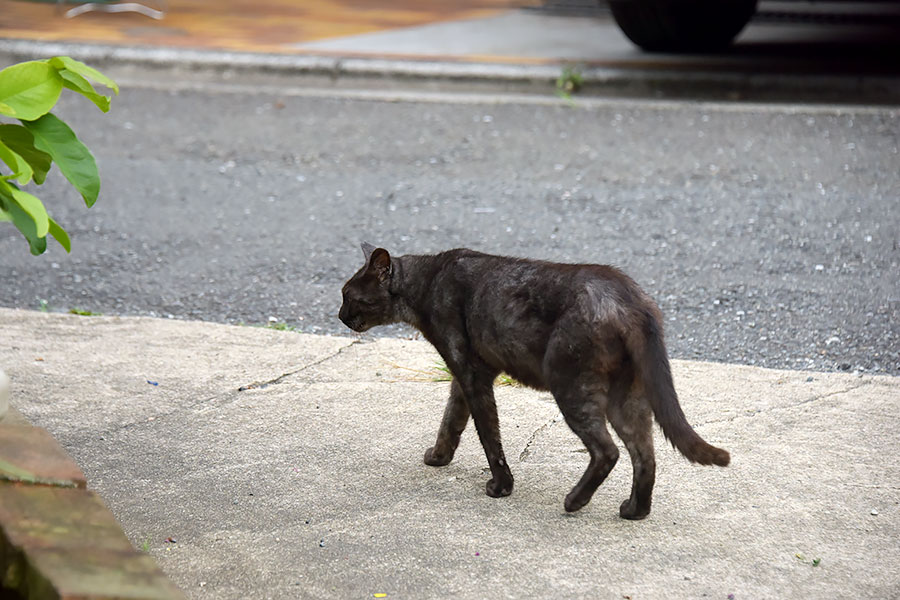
432,360,520,387
431,362,452,382
556,66,584,102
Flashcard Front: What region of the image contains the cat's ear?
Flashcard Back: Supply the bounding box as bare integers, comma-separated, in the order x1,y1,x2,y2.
368,247,392,282
361,242,377,261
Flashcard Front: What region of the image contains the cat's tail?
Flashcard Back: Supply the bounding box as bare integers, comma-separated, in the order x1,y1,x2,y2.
629,311,730,467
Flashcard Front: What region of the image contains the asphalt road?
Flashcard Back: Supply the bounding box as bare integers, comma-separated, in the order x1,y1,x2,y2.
0,71,897,375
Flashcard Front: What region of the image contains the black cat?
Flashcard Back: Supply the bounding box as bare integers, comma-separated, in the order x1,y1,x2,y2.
339,243,729,518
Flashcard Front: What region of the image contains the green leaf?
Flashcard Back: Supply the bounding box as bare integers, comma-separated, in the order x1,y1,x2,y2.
23,113,100,207
0,183,47,255
0,61,63,121
1,182,49,237
0,125,52,184
59,70,111,113
48,215,71,252
48,56,119,96
0,139,34,184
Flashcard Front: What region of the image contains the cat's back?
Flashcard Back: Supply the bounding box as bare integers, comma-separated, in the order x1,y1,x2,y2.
425,249,650,308
432,249,631,289
455,251,657,326
429,248,514,284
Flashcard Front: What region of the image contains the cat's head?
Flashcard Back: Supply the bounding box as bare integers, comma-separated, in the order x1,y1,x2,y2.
339,242,395,332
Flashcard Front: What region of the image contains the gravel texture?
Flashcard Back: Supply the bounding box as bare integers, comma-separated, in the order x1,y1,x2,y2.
1,79,897,374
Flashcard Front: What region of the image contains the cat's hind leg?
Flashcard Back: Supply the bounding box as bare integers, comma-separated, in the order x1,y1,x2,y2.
424,378,470,467
550,376,620,513
607,389,656,520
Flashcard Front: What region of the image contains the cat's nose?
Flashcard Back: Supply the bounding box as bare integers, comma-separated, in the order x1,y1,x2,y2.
338,304,353,328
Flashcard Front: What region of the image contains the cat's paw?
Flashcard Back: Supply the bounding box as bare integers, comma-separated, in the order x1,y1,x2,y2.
619,498,651,520
485,477,513,498
424,447,453,467
564,490,591,513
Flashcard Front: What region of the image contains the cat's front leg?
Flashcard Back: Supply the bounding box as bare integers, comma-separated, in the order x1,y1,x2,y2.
463,377,513,498
424,379,470,466
430,334,512,498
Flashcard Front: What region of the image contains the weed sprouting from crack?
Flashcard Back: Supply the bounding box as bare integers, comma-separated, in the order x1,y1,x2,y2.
556,65,584,104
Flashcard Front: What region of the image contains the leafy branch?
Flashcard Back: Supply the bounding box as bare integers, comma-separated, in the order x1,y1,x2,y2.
0,56,118,255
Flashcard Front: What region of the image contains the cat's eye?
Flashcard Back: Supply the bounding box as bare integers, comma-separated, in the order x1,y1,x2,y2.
343,291,373,307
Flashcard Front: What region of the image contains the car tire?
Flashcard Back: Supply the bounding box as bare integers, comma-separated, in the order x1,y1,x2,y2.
608,0,758,52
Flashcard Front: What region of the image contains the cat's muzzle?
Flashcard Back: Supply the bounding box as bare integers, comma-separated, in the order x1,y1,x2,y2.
339,307,369,332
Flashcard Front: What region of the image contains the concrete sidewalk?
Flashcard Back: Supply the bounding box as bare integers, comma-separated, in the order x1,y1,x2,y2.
1,307,897,598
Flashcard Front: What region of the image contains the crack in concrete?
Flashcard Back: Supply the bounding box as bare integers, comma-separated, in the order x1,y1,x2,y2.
95,339,363,436
695,380,871,428
791,380,870,408
237,339,362,391
518,410,562,463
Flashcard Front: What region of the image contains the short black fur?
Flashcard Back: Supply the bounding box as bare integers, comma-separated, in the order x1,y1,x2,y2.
339,244,729,517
